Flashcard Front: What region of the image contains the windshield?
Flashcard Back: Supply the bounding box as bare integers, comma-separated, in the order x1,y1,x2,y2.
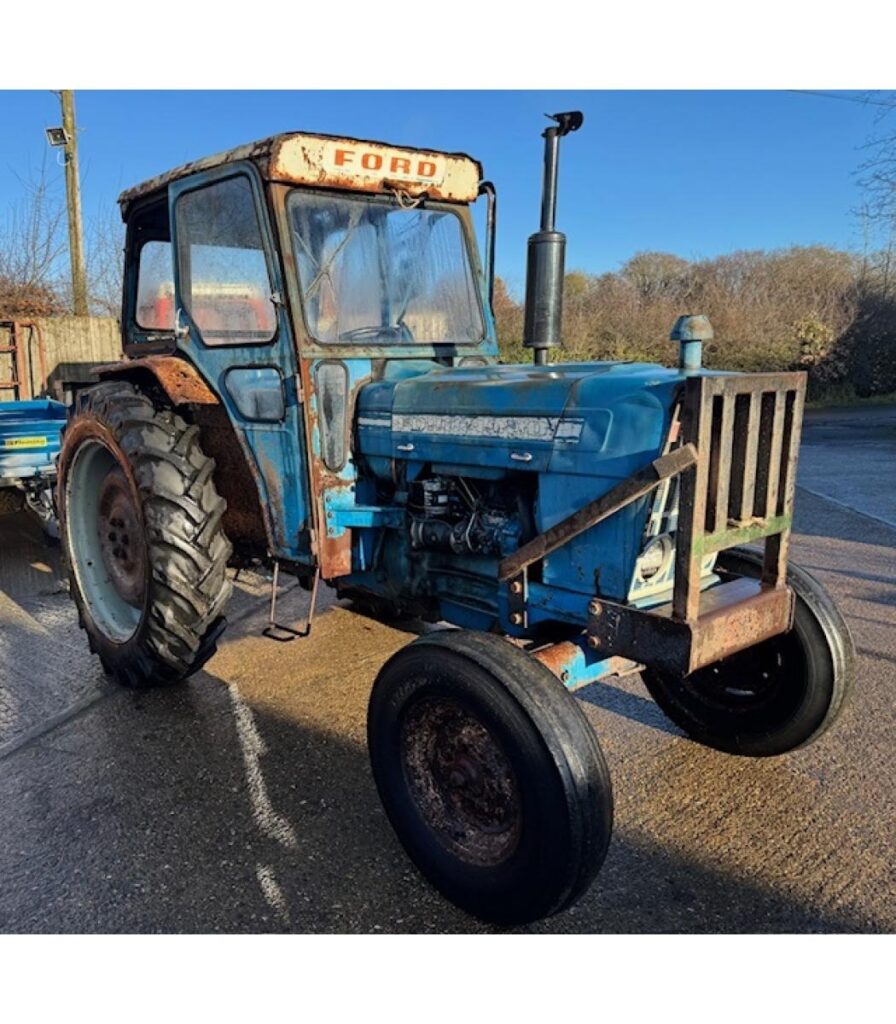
288,190,485,345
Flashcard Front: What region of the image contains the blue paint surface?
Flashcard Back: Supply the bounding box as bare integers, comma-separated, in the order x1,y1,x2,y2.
355,359,691,603
167,164,311,560
0,400,66,485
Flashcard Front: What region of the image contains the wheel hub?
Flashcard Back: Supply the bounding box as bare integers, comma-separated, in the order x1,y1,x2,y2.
401,697,522,866
97,468,145,608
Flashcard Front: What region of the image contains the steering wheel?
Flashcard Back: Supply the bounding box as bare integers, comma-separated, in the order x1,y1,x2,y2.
338,323,413,342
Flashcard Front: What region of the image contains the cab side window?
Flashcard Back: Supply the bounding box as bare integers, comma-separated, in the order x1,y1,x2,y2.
135,240,175,330
175,175,277,346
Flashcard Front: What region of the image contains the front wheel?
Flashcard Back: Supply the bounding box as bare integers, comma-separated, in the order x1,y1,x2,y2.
367,630,614,926
642,547,855,756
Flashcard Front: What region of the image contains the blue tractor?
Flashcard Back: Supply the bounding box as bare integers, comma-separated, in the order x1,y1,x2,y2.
57,113,854,925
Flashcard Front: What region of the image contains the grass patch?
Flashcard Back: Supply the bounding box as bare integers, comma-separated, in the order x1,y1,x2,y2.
806,390,896,409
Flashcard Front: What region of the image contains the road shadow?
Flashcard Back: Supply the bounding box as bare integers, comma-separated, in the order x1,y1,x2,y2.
0,513,64,600
577,677,683,738
0,670,878,935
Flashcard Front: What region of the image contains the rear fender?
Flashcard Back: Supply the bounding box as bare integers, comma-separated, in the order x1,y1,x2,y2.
95,356,270,556
95,355,218,407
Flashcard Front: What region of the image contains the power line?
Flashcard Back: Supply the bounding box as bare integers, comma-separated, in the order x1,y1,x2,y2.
788,89,896,110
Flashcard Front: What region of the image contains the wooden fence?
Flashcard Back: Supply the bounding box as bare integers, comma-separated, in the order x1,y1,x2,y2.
0,317,121,403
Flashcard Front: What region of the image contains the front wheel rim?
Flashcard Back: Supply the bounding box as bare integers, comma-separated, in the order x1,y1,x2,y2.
400,696,522,867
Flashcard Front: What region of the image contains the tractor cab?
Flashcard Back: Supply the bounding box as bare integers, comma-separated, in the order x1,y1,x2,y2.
111,132,496,576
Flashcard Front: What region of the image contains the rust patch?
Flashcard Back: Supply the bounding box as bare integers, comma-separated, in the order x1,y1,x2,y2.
532,641,634,685
97,356,218,406
300,358,352,580
588,577,795,677
118,131,481,216
118,136,276,217
272,135,480,204
400,696,522,867
532,641,581,676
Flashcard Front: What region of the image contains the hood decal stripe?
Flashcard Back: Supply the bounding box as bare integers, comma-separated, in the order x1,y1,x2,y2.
362,413,585,443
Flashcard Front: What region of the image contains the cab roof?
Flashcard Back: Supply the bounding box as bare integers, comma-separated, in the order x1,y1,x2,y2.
118,131,483,217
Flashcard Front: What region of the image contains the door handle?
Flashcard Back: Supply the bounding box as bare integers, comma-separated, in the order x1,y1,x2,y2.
175,307,191,340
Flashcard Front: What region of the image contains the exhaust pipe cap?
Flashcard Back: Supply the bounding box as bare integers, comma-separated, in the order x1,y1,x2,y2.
671,314,713,372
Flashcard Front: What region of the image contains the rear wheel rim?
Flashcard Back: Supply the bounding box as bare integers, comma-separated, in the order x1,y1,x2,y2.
400,696,522,867
97,467,146,607
66,439,145,643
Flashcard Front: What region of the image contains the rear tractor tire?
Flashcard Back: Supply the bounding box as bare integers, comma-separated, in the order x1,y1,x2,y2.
367,630,614,926
641,546,855,757
58,380,233,688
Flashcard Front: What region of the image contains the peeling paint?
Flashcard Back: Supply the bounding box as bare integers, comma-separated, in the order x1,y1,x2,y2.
119,131,481,216
390,414,584,443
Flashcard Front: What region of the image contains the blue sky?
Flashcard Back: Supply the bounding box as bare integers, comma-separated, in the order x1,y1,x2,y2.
1,90,887,294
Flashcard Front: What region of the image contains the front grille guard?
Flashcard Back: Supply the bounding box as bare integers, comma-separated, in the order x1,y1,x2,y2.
498,370,807,675
672,371,806,622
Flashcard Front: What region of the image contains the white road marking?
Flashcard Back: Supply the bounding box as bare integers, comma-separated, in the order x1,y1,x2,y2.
256,863,291,925
227,682,298,850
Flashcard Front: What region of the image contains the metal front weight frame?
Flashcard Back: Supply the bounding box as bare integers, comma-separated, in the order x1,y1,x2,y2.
500,371,806,678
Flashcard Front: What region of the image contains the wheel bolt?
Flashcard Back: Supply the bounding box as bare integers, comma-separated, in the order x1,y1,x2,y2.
588,599,601,616
587,635,601,649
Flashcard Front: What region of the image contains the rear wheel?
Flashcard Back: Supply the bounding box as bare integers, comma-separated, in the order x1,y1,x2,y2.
367,630,613,926
641,547,854,756
58,380,232,688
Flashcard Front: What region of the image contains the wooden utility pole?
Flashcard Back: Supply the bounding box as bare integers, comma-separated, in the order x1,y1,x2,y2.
59,90,88,316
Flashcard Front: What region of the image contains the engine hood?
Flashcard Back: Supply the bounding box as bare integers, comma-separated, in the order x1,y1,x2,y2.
357,360,693,478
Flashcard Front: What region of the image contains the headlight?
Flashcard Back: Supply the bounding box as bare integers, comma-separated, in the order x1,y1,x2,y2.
637,534,672,582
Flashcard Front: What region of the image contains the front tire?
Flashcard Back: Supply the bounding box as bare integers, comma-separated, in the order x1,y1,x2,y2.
367,630,614,926
58,380,232,688
641,547,854,756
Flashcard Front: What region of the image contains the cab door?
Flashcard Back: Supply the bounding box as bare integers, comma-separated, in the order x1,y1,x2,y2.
168,165,312,562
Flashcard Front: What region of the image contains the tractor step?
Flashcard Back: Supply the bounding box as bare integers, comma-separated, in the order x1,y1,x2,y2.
262,561,321,642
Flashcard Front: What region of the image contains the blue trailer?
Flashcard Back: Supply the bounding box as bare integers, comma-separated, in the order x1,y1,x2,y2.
0,398,66,534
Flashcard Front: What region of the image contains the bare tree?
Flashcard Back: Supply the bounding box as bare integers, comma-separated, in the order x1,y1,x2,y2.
0,153,67,316
86,202,125,317
856,92,896,252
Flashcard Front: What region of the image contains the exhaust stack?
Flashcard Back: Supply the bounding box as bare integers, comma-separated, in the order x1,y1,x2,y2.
523,110,583,366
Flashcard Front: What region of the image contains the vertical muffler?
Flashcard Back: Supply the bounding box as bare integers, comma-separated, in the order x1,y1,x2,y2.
523,110,583,366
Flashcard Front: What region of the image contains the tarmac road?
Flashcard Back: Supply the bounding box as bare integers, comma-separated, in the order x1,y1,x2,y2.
0,405,893,933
